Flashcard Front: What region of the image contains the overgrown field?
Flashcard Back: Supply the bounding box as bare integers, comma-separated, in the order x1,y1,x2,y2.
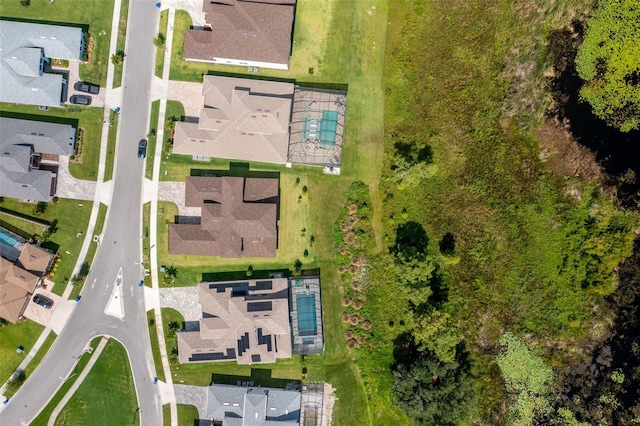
365,0,639,424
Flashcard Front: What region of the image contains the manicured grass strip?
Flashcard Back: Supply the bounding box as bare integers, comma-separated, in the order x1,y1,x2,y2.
160,308,183,365
69,203,108,300
162,404,170,426
29,337,102,426
147,310,166,382
0,320,45,386
0,104,103,181
54,339,139,426
155,10,169,78
178,404,199,425
146,100,160,180
4,331,57,398
0,0,115,87
0,198,93,294
142,202,152,287
112,0,131,88
104,110,119,182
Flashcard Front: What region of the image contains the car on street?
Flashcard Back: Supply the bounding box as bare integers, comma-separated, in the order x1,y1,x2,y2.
33,294,53,309
69,95,91,106
138,139,147,159
74,81,100,94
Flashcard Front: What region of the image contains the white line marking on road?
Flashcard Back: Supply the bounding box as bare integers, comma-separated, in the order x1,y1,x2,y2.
91,278,97,289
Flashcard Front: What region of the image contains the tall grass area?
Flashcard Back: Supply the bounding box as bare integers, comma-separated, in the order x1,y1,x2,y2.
379,0,636,421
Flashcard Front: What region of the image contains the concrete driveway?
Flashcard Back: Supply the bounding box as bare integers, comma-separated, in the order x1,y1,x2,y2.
56,156,97,200
164,0,206,27
23,287,62,327
159,287,200,325
151,79,204,118
55,61,107,108
158,182,202,217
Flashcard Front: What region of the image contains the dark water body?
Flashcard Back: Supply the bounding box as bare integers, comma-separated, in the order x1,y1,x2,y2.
547,23,640,209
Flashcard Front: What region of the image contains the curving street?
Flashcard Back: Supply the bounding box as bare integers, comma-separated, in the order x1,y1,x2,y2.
0,0,161,424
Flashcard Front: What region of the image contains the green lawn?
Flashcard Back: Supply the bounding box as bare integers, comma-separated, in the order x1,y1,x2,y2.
156,170,315,287
30,337,103,426
0,198,93,295
155,10,169,78
147,310,166,382
0,0,115,86
162,404,170,426
112,0,130,88
0,319,44,386
4,331,57,398
146,101,160,179
103,111,119,182
55,338,139,426
142,202,152,287
177,404,199,426
0,104,104,181
69,203,108,300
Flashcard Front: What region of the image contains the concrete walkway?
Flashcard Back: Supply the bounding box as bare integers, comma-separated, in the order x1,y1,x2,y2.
47,337,109,426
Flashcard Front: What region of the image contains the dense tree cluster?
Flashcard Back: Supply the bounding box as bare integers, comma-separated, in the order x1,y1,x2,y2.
576,0,640,132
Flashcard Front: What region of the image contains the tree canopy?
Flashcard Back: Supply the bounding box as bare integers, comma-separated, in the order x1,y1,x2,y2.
575,0,640,132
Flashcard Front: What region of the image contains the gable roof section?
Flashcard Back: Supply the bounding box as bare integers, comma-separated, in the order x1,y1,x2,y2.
184,0,295,66
0,257,38,323
177,279,292,365
206,383,301,425
173,76,293,164
17,244,52,276
168,176,278,258
0,117,76,156
0,20,83,107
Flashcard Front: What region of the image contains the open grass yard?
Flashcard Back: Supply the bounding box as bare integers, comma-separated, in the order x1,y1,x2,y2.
29,337,103,426
156,170,317,287
177,405,199,426
55,338,139,426
0,319,44,386
155,10,168,78
112,0,130,88
0,103,104,181
103,111,119,182
4,331,57,398
0,198,93,295
69,203,108,300
0,0,115,86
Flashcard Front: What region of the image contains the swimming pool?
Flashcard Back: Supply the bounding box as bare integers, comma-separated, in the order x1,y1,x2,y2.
0,228,24,262
296,294,317,336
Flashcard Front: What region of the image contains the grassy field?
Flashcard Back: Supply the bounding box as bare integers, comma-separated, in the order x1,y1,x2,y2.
146,101,160,179
0,104,104,181
156,169,316,287
177,404,199,426
0,198,93,295
103,111,119,182
0,319,44,386
30,337,103,426
155,10,168,78
112,0,130,88
69,203,108,300
0,0,115,86
147,310,166,382
4,331,57,398
55,338,139,426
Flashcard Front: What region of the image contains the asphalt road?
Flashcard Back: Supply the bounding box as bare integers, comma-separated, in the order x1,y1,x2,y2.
0,1,161,424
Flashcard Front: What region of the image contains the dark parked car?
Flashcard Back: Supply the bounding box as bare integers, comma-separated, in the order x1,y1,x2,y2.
138,139,147,159
70,95,91,106
33,294,53,309
74,81,100,94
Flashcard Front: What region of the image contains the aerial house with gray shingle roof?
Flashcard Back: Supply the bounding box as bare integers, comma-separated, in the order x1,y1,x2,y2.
0,117,76,201
0,20,84,107
183,0,296,70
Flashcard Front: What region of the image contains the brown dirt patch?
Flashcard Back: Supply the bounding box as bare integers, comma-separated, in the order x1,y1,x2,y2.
537,119,603,183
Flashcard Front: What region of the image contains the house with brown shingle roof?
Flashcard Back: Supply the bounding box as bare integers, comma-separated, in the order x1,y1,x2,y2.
17,243,53,276
177,278,291,364
0,257,39,323
183,0,296,70
168,176,279,258
173,76,293,164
